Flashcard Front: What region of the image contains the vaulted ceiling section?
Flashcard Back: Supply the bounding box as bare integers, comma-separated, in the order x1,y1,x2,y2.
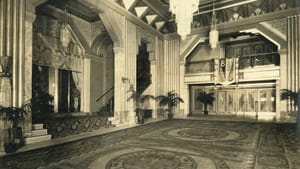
37,0,297,35
115,0,296,34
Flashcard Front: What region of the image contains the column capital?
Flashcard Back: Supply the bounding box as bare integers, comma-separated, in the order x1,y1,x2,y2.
26,0,47,14
150,60,156,64
113,47,125,54
278,48,287,55
25,11,36,23
149,52,155,61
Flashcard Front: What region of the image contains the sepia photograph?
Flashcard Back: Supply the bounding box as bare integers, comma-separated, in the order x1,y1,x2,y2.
0,0,300,168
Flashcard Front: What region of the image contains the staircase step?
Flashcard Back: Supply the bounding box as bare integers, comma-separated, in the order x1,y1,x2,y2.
111,120,120,125
24,135,52,145
32,124,44,130
114,123,128,127
32,129,48,137
108,117,115,121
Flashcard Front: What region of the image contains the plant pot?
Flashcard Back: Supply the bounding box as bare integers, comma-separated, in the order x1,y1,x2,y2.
137,117,144,124
136,109,144,124
167,113,173,119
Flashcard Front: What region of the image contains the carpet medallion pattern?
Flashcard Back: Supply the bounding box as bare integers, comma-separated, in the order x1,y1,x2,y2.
105,150,197,169
1,120,299,169
168,128,240,141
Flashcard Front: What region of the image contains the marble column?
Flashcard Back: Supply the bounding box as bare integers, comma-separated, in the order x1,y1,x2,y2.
125,20,137,124
113,47,126,124
179,62,188,117
0,0,26,108
150,59,157,118
279,49,288,114
23,11,36,135
282,15,300,114
83,58,91,112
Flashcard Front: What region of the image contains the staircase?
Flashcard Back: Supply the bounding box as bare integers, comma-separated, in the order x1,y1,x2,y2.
24,124,51,144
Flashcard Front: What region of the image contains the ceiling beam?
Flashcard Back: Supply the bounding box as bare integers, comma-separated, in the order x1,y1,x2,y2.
135,6,148,18
84,0,163,38
155,21,165,30
146,14,157,24
194,0,260,16
190,7,299,36
123,0,137,10
141,0,170,21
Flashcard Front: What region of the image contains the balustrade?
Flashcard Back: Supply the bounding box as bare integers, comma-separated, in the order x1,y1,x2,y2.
185,52,280,74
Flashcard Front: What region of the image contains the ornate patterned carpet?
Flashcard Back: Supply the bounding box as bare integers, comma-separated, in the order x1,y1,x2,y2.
1,120,300,169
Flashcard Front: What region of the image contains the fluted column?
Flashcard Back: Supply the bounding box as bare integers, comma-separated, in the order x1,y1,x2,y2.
163,39,180,93
163,38,181,117
281,15,300,113
22,11,37,135
0,0,26,107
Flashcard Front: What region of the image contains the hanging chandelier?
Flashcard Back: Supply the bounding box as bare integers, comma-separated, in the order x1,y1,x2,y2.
60,0,71,48
169,0,199,40
209,0,218,49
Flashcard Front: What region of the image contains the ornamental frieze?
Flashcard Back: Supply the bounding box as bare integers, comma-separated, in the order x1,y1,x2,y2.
33,33,83,72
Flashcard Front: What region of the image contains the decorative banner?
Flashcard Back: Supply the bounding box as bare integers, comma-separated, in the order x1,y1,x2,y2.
214,57,237,86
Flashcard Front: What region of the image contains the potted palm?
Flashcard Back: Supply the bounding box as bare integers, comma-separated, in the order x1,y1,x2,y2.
127,86,155,124
0,101,31,153
196,91,215,115
156,91,184,119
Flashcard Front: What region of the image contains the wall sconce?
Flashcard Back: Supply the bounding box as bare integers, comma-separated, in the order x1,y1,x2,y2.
121,77,134,90
121,77,130,84
0,56,12,77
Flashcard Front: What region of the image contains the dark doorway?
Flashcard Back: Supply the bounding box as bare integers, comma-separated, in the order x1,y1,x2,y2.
136,41,151,95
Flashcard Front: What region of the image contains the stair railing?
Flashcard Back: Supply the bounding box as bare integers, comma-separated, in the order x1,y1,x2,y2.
96,86,114,102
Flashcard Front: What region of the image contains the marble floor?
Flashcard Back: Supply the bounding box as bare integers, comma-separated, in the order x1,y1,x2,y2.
1,119,300,169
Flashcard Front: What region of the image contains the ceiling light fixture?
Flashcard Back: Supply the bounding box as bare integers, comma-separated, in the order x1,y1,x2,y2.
209,0,219,49
169,0,199,40
60,0,71,48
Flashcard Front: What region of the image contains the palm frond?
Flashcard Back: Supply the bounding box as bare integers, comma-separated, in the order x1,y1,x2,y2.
157,91,184,108
159,98,170,107
281,89,298,103
140,95,155,103
156,95,167,101
197,91,215,105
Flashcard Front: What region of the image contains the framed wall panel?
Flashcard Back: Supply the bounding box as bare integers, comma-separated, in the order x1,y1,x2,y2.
217,91,226,113
238,90,247,112
226,91,234,112
247,90,256,112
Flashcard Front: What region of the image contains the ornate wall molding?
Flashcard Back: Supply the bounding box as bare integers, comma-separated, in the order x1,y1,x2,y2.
43,114,112,138
33,31,84,72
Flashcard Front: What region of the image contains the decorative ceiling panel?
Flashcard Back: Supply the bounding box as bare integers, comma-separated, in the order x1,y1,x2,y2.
38,0,297,35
